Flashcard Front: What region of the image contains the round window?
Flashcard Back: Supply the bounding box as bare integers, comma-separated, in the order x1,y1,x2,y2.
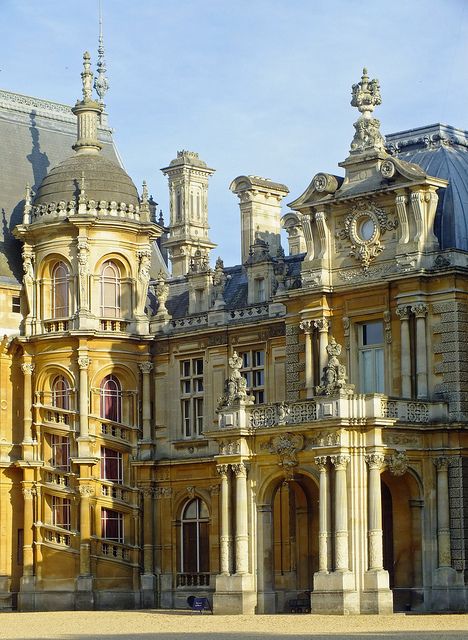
358,216,375,242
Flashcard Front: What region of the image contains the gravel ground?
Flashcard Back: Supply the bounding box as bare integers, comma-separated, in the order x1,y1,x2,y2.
0,611,467,640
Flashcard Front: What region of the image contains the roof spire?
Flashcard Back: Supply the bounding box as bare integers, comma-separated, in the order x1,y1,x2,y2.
94,0,109,103
72,52,103,154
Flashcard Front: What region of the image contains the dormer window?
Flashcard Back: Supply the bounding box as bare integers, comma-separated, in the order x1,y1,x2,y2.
255,278,266,302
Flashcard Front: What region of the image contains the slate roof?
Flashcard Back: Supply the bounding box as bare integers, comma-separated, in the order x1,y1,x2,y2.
0,89,120,284
156,253,305,319
386,123,468,251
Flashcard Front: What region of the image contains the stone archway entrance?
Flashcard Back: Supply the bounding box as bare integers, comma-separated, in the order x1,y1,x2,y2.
381,472,423,611
257,474,318,613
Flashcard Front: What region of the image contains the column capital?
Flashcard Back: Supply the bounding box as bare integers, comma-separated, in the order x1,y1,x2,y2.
78,355,91,370
314,455,328,471
330,454,350,470
78,483,94,497
365,452,386,470
22,486,35,499
396,304,411,320
231,462,247,478
434,456,450,471
411,302,428,318
299,319,313,334
139,361,153,374
216,464,229,477
21,363,35,375
314,318,330,333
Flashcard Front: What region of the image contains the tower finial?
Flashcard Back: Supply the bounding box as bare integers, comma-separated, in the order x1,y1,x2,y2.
81,51,94,102
349,67,385,155
94,0,109,103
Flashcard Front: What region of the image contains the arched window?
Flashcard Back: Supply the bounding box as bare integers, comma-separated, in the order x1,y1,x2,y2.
52,375,70,410
180,498,209,574
100,260,121,318
100,375,122,423
52,261,69,318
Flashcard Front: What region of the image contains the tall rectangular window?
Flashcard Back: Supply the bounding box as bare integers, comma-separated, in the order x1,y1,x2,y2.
240,349,265,403
180,358,204,437
101,447,123,484
50,434,70,471
358,321,384,393
101,508,124,543
255,278,266,302
52,496,71,530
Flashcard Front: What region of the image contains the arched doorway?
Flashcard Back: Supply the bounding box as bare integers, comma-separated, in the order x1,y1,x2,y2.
259,474,318,612
381,471,423,611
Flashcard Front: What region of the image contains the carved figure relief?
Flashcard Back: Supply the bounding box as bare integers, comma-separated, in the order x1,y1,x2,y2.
270,432,304,480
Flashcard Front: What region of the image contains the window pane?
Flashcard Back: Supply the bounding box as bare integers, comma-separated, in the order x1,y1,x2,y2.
199,521,209,572
362,321,384,345
361,349,373,393
182,522,197,572
184,499,197,520
375,348,384,393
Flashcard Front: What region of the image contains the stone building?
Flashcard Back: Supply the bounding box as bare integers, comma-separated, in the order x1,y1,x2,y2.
0,57,467,614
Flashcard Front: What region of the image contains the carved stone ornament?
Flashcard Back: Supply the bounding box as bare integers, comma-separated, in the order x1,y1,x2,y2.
365,453,386,470
350,68,385,154
154,487,172,499
316,337,353,396
21,363,35,375
78,356,91,370
380,159,396,178
154,270,170,316
79,484,95,497
138,361,153,374
231,462,247,478
314,455,328,471
387,450,409,476
270,433,304,480
337,203,398,271
186,486,195,500
312,173,339,194
217,351,255,410
216,464,229,477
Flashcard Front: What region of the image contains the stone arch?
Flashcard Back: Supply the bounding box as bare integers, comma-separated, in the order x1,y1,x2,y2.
257,469,319,614
91,364,138,426
381,467,423,611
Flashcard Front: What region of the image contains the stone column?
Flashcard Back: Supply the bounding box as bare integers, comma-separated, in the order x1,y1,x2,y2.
21,485,35,577
232,462,249,575
365,453,385,570
217,464,231,575
315,456,329,573
331,454,350,571
396,305,412,398
315,318,329,379
256,503,275,613
434,457,451,568
77,355,90,439
411,303,428,399
139,362,153,441
78,483,94,576
21,362,35,444
409,498,424,588
300,320,314,398
142,487,154,574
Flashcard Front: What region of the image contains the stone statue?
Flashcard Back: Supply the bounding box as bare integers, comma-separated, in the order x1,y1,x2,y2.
316,337,354,396
136,250,152,316
154,270,170,318
212,257,227,308
217,351,254,410
350,68,385,154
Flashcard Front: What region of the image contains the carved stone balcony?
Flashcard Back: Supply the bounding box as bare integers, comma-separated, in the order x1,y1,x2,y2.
38,523,76,549
43,468,75,491
97,418,135,446
99,480,135,506
36,404,76,430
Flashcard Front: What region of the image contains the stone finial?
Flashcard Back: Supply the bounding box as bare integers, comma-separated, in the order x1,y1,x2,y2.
351,68,382,118
350,67,385,154
81,51,94,102
212,257,227,309
154,270,170,317
140,181,150,222
23,183,32,224
94,2,109,103
316,337,354,396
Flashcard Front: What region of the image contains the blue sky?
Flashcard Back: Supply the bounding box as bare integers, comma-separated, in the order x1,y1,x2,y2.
1,0,467,266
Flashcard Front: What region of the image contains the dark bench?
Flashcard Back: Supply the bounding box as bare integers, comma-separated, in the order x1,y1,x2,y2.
187,595,212,613
288,592,311,613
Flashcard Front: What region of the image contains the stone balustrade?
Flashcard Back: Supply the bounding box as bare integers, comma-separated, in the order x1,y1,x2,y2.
99,318,128,332
39,523,75,548
44,319,70,333
176,572,211,587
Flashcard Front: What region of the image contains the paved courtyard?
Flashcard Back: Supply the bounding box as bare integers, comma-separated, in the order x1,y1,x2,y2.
0,611,467,640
